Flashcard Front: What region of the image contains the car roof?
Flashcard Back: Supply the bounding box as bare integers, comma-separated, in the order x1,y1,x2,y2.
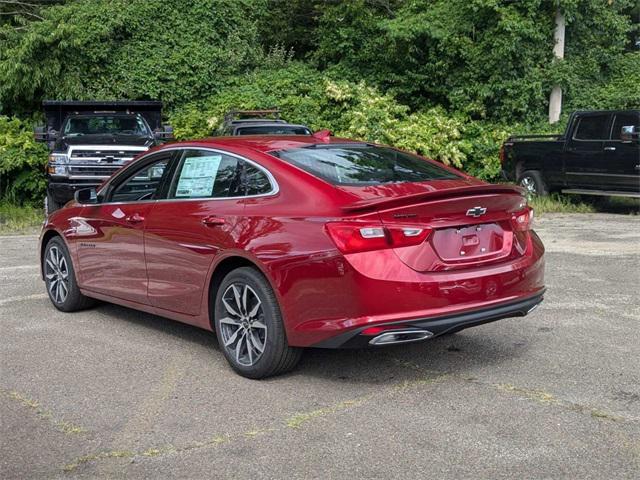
173,135,365,154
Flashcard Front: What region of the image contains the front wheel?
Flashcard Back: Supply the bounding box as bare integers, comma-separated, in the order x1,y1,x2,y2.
517,170,548,197
44,237,96,312
214,267,302,379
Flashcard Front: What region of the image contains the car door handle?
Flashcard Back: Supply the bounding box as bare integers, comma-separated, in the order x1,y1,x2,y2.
604,146,616,151
125,213,145,224
202,216,226,227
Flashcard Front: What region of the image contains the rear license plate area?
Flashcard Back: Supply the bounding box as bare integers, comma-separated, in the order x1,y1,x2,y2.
431,223,512,263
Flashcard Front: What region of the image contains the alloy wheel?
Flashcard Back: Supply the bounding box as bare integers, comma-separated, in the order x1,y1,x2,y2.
45,245,69,304
520,176,537,196
219,283,267,367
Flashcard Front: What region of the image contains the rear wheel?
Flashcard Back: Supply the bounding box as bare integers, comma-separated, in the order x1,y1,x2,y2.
214,267,302,379
517,170,548,197
44,237,96,312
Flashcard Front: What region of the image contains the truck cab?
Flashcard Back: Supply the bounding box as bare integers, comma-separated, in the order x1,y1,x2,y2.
35,101,173,214
502,110,639,198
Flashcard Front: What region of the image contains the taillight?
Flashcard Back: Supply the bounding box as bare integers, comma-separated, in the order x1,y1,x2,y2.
325,222,432,254
511,207,534,231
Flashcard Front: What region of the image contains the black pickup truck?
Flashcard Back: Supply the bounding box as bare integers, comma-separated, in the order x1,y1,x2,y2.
34,101,173,214
502,109,639,198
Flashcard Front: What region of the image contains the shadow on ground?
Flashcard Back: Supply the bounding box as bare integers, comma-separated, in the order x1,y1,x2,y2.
93,301,525,386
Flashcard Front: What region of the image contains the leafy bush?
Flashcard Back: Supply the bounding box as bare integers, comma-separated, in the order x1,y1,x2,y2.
1,0,636,207
0,0,266,114
170,64,511,176
309,0,637,123
0,116,48,205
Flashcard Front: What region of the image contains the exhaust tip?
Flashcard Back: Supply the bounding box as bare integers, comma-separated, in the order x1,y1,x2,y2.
368,329,434,346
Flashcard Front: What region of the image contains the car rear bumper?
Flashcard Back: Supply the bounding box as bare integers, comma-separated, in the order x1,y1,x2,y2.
311,289,544,348
285,230,545,347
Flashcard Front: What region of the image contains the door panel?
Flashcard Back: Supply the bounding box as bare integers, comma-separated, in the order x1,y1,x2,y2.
76,202,154,303
144,199,245,316
565,113,612,189
75,152,174,303
144,149,260,316
603,112,640,191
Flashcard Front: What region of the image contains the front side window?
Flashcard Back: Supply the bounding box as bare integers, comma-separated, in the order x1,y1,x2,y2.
110,155,170,203
611,113,640,140
169,149,273,199
271,145,460,185
574,115,610,140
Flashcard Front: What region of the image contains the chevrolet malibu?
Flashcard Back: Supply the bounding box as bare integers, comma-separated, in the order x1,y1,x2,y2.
39,133,545,378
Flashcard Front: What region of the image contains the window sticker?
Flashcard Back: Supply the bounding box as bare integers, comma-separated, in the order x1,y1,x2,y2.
175,155,222,198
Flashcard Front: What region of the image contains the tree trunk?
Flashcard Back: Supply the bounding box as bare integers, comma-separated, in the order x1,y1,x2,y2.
549,8,565,124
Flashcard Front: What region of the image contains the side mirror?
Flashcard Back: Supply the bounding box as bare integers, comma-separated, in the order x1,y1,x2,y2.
620,125,639,142
34,126,47,142
74,187,98,204
154,124,174,141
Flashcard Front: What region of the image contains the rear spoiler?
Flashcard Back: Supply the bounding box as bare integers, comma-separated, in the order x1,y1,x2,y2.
342,184,526,212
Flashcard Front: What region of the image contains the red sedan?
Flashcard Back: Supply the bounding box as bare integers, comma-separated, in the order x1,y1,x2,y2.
39,134,545,378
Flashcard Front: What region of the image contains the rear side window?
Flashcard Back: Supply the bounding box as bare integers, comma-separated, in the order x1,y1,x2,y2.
610,113,640,140
168,149,273,199
271,145,460,185
574,114,610,140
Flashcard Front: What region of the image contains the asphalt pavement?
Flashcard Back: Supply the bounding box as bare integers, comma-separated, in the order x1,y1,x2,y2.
1,213,639,479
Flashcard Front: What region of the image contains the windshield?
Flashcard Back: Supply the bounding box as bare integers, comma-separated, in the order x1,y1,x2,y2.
63,115,150,137
237,125,311,135
272,145,460,185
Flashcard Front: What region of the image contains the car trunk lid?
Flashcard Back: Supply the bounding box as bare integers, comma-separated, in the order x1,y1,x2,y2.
341,183,529,272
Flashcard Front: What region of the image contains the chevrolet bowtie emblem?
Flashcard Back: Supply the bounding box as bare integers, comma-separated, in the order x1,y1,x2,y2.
466,206,487,217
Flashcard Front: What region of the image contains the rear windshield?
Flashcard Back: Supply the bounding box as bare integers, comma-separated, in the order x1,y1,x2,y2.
271,145,460,185
237,125,311,135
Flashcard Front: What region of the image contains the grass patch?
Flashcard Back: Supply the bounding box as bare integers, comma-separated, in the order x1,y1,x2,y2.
529,193,639,216
0,201,43,234
529,194,595,215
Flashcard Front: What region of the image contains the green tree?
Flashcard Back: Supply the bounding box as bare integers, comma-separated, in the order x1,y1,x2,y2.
0,0,266,115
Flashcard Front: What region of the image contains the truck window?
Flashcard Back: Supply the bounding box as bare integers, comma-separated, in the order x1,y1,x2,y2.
574,114,610,141
63,115,150,137
610,113,640,140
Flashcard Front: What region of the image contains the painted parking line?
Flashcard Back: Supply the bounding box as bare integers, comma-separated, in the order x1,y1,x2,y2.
0,264,39,271
0,234,39,240
0,293,48,306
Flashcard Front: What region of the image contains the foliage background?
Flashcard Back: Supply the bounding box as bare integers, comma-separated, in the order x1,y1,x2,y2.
0,0,638,205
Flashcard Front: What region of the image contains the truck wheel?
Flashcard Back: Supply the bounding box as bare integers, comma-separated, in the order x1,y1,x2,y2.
45,191,64,216
518,171,548,197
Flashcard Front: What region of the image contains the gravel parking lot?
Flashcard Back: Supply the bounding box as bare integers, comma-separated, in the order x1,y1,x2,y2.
1,213,639,479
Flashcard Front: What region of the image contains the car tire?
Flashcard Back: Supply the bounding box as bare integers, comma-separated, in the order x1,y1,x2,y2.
45,191,64,216
214,267,302,379
517,170,548,197
44,237,96,312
